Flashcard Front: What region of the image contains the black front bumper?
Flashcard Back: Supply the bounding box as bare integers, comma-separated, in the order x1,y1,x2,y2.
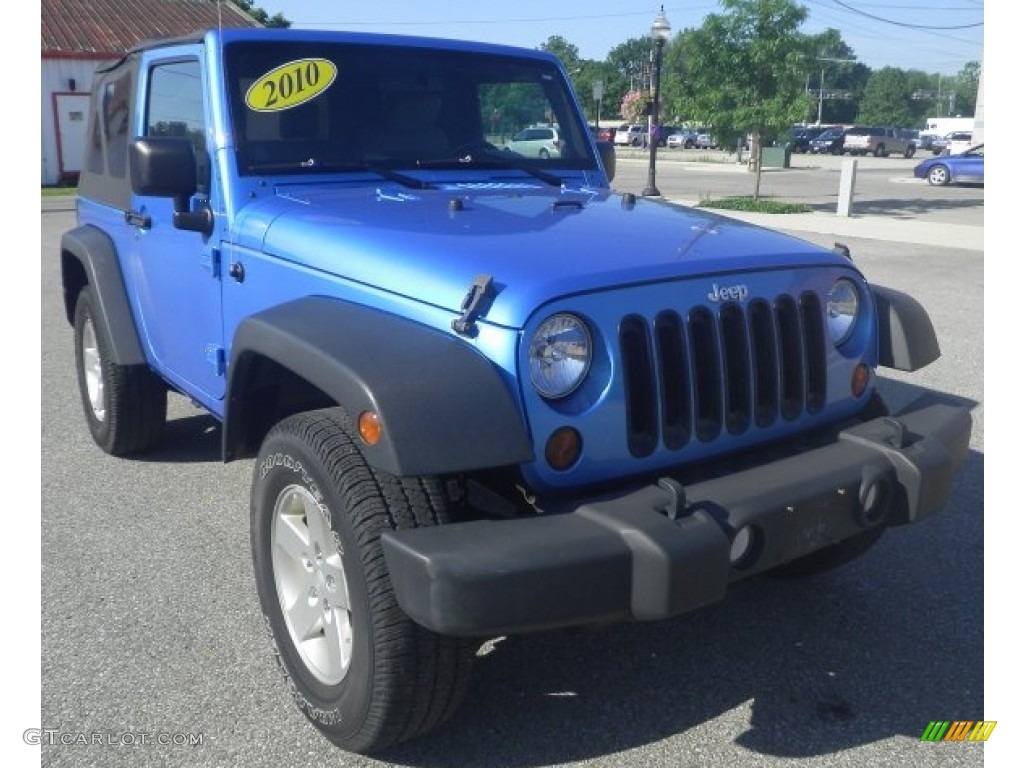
381,401,971,637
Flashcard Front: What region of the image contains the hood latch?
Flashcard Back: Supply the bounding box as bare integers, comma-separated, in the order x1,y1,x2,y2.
452,274,495,337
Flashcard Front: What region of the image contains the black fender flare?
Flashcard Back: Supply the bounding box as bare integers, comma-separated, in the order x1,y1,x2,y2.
60,225,146,366
224,296,534,476
872,285,940,371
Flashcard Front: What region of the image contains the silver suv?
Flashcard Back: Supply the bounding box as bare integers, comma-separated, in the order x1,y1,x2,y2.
843,126,916,158
505,125,563,158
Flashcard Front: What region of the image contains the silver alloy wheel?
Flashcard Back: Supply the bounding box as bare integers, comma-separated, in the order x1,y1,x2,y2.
928,165,950,186
271,484,353,686
81,317,105,421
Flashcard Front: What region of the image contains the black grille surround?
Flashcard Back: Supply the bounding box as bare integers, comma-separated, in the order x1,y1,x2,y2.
619,292,827,458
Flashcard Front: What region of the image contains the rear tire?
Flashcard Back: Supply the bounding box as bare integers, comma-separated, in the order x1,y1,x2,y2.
251,408,475,754
73,286,166,455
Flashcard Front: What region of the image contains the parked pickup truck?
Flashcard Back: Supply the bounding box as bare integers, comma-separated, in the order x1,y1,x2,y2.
60,26,970,754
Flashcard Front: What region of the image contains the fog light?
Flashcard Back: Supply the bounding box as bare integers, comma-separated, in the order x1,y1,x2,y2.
859,477,890,524
358,411,382,445
729,525,756,567
851,363,870,398
545,427,581,471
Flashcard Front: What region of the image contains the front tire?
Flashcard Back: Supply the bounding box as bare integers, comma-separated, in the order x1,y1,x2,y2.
927,165,951,186
73,286,166,455
251,409,475,754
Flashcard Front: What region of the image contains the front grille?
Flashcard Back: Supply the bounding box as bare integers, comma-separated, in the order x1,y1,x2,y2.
619,293,827,457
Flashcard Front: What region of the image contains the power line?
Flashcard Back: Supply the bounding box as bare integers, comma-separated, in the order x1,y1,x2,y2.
830,0,983,30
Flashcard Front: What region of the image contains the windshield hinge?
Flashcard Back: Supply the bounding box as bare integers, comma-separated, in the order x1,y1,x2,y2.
452,274,494,337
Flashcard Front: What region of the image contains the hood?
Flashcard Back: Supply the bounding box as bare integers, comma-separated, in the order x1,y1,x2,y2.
233,181,850,329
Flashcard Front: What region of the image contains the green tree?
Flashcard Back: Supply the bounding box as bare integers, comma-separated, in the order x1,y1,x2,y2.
537,37,613,128
679,0,812,199
856,67,915,126
539,36,581,72
804,29,865,125
605,37,657,123
952,61,981,116
234,0,290,28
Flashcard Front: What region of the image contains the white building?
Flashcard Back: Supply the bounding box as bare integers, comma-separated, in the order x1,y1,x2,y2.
41,0,260,186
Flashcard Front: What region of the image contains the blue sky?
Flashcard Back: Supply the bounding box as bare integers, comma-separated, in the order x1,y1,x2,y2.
263,1,985,76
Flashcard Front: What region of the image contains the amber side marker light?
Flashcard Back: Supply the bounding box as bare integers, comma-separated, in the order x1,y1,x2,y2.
545,427,582,471
358,411,382,445
851,363,870,398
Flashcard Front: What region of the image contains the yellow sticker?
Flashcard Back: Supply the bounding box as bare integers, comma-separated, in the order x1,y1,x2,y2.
245,58,337,112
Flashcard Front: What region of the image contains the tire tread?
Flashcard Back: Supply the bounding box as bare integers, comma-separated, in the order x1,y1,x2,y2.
262,408,474,753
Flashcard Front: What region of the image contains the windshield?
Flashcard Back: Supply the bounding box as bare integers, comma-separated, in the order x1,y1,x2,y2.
223,41,596,175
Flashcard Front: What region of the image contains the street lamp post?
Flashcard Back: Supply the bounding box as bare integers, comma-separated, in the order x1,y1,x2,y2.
642,6,671,197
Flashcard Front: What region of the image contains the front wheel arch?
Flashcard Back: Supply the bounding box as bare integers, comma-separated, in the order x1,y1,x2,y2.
224,297,533,475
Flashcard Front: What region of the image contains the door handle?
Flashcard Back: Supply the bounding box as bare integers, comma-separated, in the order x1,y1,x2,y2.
125,210,152,229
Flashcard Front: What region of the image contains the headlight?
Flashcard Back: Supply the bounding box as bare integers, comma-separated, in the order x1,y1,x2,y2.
826,278,860,345
528,313,592,399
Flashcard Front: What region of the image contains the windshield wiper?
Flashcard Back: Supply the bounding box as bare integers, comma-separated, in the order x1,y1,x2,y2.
245,159,432,189
416,150,564,188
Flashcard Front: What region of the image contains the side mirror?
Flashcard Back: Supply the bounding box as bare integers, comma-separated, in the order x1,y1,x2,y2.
596,140,616,182
129,137,213,235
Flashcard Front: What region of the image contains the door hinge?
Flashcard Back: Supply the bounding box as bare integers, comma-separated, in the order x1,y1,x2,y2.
201,247,222,278
206,345,226,376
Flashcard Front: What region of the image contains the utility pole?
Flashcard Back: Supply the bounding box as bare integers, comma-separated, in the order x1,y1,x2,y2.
817,67,825,125
814,56,857,124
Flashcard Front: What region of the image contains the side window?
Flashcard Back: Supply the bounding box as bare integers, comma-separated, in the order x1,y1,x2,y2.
101,70,132,178
145,60,208,190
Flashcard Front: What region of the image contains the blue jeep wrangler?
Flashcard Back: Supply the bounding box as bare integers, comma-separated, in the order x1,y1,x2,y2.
61,27,970,753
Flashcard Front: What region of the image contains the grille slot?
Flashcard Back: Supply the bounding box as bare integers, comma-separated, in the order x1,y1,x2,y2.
800,293,827,413
618,292,827,453
619,314,658,457
654,311,690,450
688,307,722,442
748,299,778,427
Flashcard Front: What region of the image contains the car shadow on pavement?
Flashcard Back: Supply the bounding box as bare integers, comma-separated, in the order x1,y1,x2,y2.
129,413,223,464
807,196,984,218
379,379,982,767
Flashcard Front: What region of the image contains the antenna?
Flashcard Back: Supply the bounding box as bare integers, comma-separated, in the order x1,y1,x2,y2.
217,0,223,31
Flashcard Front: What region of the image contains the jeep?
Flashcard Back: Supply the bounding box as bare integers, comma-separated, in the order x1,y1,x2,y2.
60,27,970,754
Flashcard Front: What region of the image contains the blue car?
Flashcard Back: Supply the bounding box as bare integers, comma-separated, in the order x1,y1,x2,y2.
914,144,984,186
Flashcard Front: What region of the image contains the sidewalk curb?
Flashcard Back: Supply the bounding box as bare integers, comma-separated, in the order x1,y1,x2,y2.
663,199,984,253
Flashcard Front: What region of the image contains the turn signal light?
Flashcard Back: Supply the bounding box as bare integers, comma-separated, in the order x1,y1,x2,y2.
545,427,581,471
851,363,870,398
358,411,382,445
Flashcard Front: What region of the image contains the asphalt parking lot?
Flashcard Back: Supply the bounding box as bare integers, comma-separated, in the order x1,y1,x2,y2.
38,162,985,768
611,147,984,229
